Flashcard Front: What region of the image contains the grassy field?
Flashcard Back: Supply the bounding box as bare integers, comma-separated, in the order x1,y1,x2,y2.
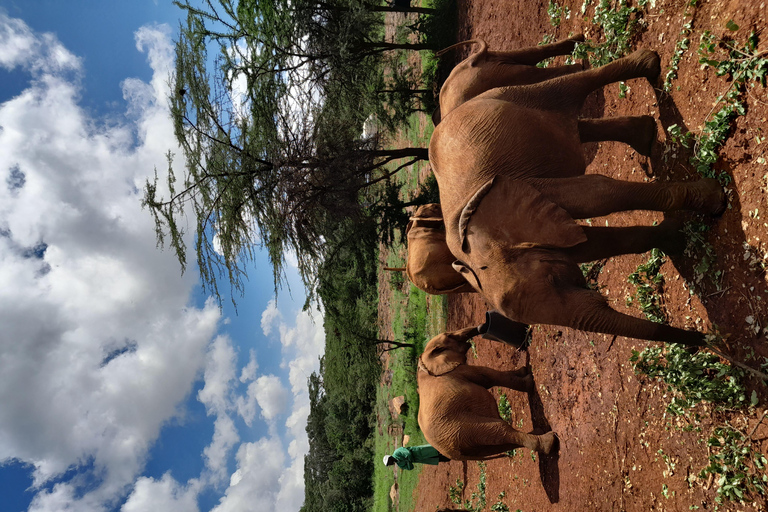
372,107,448,512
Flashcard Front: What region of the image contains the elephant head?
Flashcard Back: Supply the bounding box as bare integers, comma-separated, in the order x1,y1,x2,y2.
429,49,726,346
419,327,474,376
402,203,476,295
417,327,556,460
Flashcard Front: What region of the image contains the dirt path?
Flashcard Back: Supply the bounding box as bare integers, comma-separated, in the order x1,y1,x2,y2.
412,0,768,510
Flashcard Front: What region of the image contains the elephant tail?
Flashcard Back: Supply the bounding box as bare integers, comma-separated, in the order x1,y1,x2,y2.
383,266,406,272
436,39,488,60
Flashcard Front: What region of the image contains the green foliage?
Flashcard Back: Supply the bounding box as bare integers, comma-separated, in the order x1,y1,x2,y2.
535,34,556,68
630,344,749,416
498,392,512,422
547,0,570,27
580,259,605,290
418,0,458,51
665,29,768,187
626,249,667,324
663,18,693,91
491,493,511,512
469,462,488,511
452,462,488,512
682,221,722,292
448,479,465,504
302,215,381,512
572,0,646,67
700,425,768,504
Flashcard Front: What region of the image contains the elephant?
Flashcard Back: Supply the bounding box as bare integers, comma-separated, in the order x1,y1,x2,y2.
384,203,475,294
417,326,557,460
429,49,727,346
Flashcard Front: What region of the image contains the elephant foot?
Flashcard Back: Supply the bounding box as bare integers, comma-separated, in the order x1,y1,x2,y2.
627,49,661,81
678,178,727,216
537,432,558,454
569,33,585,43
656,217,687,255
628,115,657,157
518,372,535,392
697,178,728,216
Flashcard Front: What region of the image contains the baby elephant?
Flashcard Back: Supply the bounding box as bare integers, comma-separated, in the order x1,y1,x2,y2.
417,327,556,460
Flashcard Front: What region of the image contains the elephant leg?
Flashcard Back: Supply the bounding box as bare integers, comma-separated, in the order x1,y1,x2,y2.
491,49,660,114
544,286,705,346
488,34,584,66
563,218,686,262
578,116,657,156
458,365,533,391
528,175,727,218
462,422,557,458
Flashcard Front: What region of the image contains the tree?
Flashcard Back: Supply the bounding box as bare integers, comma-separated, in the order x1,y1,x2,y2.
145,0,433,302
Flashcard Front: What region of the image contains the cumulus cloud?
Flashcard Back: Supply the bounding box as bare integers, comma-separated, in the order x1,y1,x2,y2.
260,298,281,336
211,437,286,512
0,12,81,75
0,15,220,511
212,304,325,512
122,474,201,512
0,13,328,512
253,375,290,421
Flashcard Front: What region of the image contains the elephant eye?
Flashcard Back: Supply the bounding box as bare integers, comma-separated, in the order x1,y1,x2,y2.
479,266,488,270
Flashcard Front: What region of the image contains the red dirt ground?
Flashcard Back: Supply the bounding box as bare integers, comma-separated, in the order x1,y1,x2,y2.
407,0,768,510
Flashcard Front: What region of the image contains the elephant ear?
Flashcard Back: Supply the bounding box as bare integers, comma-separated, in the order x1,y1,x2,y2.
460,176,587,253
420,337,464,376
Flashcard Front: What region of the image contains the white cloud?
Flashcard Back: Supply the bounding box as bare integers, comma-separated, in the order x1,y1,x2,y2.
239,349,258,383
121,474,201,512
212,304,325,512
253,375,290,421
211,437,286,512
0,15,221,512
0,12,81,75
0,13,329,512
260,298,281,336
198,335,238,415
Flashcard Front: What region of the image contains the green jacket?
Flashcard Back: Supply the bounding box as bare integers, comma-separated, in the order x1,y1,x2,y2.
391,445,442,470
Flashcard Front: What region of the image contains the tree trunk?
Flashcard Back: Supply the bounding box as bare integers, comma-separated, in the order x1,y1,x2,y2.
369,147,429,160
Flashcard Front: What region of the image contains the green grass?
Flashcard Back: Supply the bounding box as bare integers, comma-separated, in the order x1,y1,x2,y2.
625,248,667,324
372,104,448,512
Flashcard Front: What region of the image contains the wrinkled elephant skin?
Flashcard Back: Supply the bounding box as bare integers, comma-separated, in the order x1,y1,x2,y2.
417,327,556,460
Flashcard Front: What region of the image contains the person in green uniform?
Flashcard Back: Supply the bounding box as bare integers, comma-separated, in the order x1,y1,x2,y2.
382,444,450,470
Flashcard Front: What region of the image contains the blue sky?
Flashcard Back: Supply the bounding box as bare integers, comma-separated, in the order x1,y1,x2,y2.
0,2,324,511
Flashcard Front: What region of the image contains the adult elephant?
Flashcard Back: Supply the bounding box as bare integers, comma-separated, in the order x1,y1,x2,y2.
417,327,556,460
385,203,475,294
430,49,726,346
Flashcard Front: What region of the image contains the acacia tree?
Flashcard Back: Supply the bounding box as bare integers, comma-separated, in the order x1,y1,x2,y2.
145,0,433,301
